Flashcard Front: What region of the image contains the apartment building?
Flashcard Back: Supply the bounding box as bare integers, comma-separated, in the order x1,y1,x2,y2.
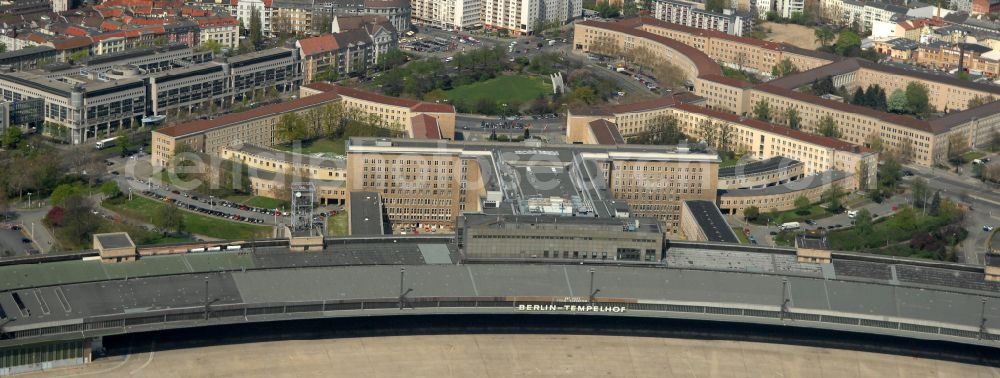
652,0,753,36
821,0,907,31
718,170,853,215
320,0,412,35
480,0,581,35
237,0,274,36
916,42,1000,78
412,0,481,31
295,15,397,81
346,138,719,236
196,16,241,48
151,83,455,166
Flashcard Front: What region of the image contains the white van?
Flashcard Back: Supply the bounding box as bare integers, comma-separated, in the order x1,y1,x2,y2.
847,210,858,218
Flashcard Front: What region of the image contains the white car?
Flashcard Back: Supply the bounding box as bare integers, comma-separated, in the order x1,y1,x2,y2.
985,225,995,232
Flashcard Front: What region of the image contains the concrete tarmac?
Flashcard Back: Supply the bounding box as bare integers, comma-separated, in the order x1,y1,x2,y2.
24,334,1000,377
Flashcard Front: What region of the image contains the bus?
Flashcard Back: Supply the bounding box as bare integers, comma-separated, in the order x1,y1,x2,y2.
95,137,117,150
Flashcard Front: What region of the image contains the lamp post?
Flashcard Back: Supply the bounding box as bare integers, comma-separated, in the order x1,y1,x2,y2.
26,192,31,209
980,298,989,340
589,268,600,303
780,278,790,320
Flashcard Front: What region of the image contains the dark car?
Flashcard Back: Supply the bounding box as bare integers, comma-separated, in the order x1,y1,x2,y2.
21,238,31,243
804,219,816,225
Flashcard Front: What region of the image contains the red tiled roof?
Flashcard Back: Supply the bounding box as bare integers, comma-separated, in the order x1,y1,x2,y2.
675,102,872,153
754,84,932,133
101,21,120,30
577,20,722,78
572,95,679,116
411,102,455,113
158,86,455,138
326,85,455,113
699,74,754,89
297,34,340,56
52,36,93,50
621,16,785,50
65,26,89,37
410,114,442,139
157,91,343,138
302,82,338,92
588,119,625,145
195,16,238,28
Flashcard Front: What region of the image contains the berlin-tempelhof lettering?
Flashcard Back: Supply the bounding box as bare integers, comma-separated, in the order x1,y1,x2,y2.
517,304,628,313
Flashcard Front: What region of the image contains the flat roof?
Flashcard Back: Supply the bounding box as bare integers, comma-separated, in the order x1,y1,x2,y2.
684,200,739,243
349,192,385,236
462,213,661,233
718,157,801,178
228,143,346,169
721,170,850,196
95,233,134,249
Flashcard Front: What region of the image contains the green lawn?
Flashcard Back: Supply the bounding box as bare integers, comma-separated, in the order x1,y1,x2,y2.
245,196,290,210
273,137,347,156
750,205,832,225
328,211,348,236
732,227,750,244
445,75,550,104
962,150,986,162
104,196,271,240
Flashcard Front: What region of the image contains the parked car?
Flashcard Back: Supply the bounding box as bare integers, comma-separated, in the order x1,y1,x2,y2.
985,225,995,232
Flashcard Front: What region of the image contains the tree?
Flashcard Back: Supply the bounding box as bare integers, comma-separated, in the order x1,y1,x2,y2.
991,129,1000,152
834,30,861,56
753,99,771,121
811,76,834,95
595,2,621,17
814,26,834,47
1,127,22,149
705,0,726,12
850,87,866,106
887,89,907,113
854,208,873,235
929,191,942,216
698,119,718,147
967,95,996,109
743,206,760,221
0,43,6,53
879,156,902,191
623,0,639,17
248,6,264,51
198,39,224,54
794,195,810,214
156,204,185,233
946,134,970,164
60,195,100,246
377,48,408,71
628,115,687,145
70,50,89,62
116,130,131,155
276,113,308,142
50,183,86,206
100,180,120,199
904,81,931,117
911,177,929,208
822,184,845,212
771,58,798,78
784,108,800,130
817,115,840,138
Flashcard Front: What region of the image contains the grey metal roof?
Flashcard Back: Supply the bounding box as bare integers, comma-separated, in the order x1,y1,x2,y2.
684,200,739,243
718,157,801,178
349,192,385,236
721,170,850,197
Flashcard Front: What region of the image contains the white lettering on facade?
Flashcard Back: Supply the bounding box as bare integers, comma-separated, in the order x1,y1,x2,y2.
516,304,628,313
